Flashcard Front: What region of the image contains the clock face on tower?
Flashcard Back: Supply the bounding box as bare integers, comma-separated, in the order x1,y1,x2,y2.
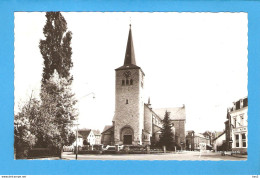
123,71,131,78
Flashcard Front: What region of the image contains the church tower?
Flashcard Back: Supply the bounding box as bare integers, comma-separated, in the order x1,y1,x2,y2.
113,25,145,145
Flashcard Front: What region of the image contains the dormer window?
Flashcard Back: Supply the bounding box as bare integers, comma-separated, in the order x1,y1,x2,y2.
240,99,243,108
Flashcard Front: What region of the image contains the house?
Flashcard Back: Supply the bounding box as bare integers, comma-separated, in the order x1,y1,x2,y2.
72,134,84,147
77,129,95,146
229,97,248,154
212,131,226,151
193,133,210,151
92,130,101,145
186,130,195,151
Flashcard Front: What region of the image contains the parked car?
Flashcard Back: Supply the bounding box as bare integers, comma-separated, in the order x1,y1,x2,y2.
103,145,124,151
221,151,232,156
103,145,115,151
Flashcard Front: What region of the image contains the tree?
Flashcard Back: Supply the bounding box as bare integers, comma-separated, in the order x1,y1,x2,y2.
37,12,77,158
39,12,73,85
159,111,175,151
14,98,39,159
14,12,76,159
39,71,77,157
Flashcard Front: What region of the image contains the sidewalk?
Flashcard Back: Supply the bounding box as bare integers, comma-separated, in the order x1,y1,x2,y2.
28,156,61,160
231,154,248,159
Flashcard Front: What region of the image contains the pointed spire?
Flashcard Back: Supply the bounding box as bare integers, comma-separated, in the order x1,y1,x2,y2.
124,24,136,66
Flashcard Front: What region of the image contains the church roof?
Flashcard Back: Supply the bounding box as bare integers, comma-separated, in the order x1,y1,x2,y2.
115,24,141,71
153,106,186,121
102,125,114,134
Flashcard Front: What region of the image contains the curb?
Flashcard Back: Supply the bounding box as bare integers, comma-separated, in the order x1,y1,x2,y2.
231,155,247,159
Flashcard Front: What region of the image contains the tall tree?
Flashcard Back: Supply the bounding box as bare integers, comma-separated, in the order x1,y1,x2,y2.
40,70,77,157
159,111,175,150
37,12,77,157
39,12,73,84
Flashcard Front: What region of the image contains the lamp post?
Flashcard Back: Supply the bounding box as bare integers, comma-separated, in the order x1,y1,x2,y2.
75,92,95,160
75,122,79,160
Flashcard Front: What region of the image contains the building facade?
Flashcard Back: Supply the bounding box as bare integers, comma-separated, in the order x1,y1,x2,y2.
224,114,232,151
193,133,210,151
101,25,186,148
212,132,226,151
74,129,101,146
92,130,101,145
230,97,248,154
186,130,195,151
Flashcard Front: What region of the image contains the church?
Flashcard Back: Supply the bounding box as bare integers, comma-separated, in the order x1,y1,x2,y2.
101,25,186,150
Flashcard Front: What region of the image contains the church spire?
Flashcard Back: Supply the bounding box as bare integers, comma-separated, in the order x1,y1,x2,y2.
124,24,136,66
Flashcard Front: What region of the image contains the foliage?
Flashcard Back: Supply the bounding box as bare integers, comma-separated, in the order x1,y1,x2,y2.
39,71,77,155
14,98,39,159
38,12,77,157
158,111,175,151
14,12,77,159
39,12,73,84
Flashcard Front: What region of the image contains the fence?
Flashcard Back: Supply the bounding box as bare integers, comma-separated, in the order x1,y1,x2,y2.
74,145,165,154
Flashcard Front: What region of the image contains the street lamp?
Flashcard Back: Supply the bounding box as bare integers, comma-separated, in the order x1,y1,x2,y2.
74,122,79,160
75,92,95,160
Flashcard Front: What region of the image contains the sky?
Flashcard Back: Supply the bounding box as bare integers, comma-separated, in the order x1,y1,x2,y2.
14,12,248,133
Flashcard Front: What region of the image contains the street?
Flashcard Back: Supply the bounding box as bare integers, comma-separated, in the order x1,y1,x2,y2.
61,151,247,161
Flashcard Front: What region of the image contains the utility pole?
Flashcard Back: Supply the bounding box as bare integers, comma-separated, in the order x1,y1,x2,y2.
75,122,79,160
75,92,95,160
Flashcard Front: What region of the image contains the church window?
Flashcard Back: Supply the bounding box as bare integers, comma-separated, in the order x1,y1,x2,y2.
122,80,125,85
130,79,133,85
126,80,129,85
126,99,128,104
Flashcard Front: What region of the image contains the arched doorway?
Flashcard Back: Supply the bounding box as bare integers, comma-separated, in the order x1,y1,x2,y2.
120,126,134,145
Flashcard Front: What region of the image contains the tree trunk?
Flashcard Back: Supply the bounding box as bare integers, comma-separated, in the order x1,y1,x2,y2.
59,146,63,159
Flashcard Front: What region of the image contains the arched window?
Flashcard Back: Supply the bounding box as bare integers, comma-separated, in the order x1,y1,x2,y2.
122,80,125,85
126,80,129,85
126,99,128,104
130,79,133,85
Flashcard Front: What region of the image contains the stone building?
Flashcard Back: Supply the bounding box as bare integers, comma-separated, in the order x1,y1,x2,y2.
101,25,186,149
224,111,232,151
229,97,248,154
193,133,210,151
186,130,195,151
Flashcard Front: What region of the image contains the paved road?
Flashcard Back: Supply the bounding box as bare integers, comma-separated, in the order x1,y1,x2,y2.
61,151,247,161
